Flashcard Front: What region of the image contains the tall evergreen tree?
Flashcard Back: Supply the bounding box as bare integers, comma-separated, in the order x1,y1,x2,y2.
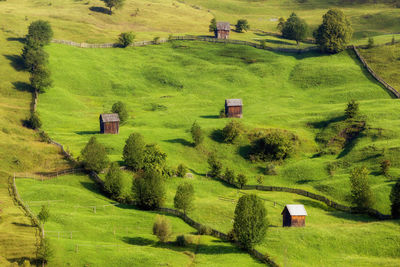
174,182,195,214
104,162,123,199
123,133,146,171
81,137,109,173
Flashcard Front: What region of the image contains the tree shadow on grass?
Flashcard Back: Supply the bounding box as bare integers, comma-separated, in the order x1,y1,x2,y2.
200,115,219,119
308,115,346,129
295,198,332,212
264,39,295,46
163,138,193,147
4,54,25,72
89,6,111,15
7,37,25,43
210,129,224,143
238,145,251,160
189,168,207,177
75,131,99,135
12,222,35,227
80,181,102,196
122,236,154,246
296,179,314,185
12,81,32,92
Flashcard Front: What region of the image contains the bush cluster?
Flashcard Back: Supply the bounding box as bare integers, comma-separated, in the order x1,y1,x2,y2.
152,215,171,243
80,136,110,173
176,234,195,246
133,169,165,210
222,120,244,143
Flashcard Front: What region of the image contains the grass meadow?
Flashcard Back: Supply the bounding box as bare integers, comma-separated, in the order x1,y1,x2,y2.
16,173,400,266
38,41,399,214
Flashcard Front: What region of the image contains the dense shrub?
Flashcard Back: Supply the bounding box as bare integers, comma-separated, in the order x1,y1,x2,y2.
235,19,250,33
104,162,123,199
367,37,375,49
207,154,223,177
81,137,109,173
390,180,400,219
234,194,268,250
123,133,146,171
26,112,42,129
152,215,171,243
176,234,195,246
222,120,243,143
314,9,353,53
174,182,194,214
111,101,129,123
224,168,235,184
118,32,135,48
26,20,53,46
22,44,48,72
345,99,359,119
209,18,217,32
198,225,212,235
37,205,50,224
236,174,248,189
142,144,167,174
37,238,53,265
176,163,188,178
219,109,226,118
132,169,165,210
281,12,308,45
249,130,295,161
349,166,374,210
264,163,277,175
190,121,204,147
256,175,264,185
381,160,391,177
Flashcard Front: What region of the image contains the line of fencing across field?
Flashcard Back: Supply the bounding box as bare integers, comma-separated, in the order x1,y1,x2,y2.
352,45,400,98
14,168,83,180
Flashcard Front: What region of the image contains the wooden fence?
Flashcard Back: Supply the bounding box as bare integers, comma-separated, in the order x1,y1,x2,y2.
352,46,400,98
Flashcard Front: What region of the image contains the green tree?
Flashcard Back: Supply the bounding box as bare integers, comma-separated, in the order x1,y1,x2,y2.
367,37,374,49
27,112,42,129
381,160,391,177
222,120,243,143
132,169,165,210
81,136,109,173
37,238,53,265
176,163,187,178
209,18,217,32
111,101,129,123
104,162,123,199
30,65,52,93
314,9,353,53
207,154,223,178
190,121,204,147
256,175,264,185
123,133,146,171
104,0,125,14
281,13,309,45
26,20,53,46
22,45,48,72
142,144,167,174
37,205,50,224
224,168,235,184
236,173,248,189
233,194,268,250
152,215,171,242
118,32,135,48
345,99,359,119
390,180,400,219
251,131,294,161
277,17,286,32
174,182,194,214
235,19,250,33
349,166,374,210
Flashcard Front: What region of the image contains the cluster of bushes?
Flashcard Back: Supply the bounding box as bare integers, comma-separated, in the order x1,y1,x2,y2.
207,154,248,188
209,18,250,34
277,9,353,53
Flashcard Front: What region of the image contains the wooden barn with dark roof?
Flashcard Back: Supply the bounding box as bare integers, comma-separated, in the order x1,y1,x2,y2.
225,99,243,118
281,204,307,227
99,113,120,134
216,22,230,39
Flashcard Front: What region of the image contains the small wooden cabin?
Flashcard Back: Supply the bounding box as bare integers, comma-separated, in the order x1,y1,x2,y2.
215,22,230,39
99,113,120,134
225,99,243,118
281,204,307,227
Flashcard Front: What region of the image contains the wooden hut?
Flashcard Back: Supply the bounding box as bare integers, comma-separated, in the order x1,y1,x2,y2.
99,113,120,134
225,99,243,118
215,22,230,39
281,204,307,227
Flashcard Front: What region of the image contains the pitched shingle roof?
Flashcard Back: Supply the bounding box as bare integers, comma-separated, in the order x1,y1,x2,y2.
225,99,243,107
217,22,231,31
100,113,120,122
282,205,308,216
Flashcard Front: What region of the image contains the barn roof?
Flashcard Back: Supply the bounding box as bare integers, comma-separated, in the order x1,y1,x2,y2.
282,205,307,216
225,99,243,107
217,22,231,31
100,113,120,122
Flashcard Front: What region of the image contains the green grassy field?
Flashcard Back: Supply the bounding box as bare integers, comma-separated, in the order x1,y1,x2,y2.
38,41,399,214
360,43,400,91
16,174,264,266
16,173,400,266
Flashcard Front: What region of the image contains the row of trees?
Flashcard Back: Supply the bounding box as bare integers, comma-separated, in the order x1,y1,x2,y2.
278,9,353,53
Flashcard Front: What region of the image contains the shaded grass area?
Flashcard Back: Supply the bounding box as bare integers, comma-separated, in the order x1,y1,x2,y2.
16,174,263,266
38,41,398,214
